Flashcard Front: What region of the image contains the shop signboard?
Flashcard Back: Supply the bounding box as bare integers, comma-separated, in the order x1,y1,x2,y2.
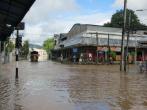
97,47,121,52
110,47,121,52
97,47,108,52
116,47,121,52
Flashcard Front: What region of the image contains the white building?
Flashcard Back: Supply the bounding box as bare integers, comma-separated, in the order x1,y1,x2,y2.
52,23,147,62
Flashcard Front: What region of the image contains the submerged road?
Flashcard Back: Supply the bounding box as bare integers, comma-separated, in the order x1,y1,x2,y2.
0,61,147,110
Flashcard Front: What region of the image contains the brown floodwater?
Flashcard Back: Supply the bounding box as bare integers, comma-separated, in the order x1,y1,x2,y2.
0,61,147,110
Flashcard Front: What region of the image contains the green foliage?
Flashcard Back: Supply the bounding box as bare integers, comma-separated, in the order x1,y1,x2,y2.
104,9,146,30
21,40,29,58
43,37,55,54
107,50,116,59
130,51,135,56
103,22,112,27
5,40,14,55
110,51,116,59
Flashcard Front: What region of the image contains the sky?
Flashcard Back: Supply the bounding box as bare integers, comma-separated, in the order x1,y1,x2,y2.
21,0,147,45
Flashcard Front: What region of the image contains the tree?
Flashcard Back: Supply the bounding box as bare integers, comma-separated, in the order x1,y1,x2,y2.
3,39,15,63
43,38,55,54
20,40,29,59
5,40,15,55
104,9,146,30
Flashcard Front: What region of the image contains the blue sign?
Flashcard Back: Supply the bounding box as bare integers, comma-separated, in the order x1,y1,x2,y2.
73,48,78,53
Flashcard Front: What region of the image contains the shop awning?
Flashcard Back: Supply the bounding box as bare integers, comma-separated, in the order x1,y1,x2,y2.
0,0,35,41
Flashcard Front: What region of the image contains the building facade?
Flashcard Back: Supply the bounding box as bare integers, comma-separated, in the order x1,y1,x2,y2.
52,23,147,64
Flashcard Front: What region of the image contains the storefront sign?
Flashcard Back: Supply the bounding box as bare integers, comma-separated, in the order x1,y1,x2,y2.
97,47,108,51
97,47,121,52
111,47,121,52
115,47,121,52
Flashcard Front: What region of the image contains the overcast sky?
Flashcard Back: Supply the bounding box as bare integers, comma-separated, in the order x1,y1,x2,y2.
22,0,147,45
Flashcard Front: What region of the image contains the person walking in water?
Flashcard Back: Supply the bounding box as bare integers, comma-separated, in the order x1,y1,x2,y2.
73,54,76,64
60,54,63,63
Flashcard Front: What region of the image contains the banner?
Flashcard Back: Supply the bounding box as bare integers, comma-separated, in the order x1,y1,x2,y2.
97,47,108,51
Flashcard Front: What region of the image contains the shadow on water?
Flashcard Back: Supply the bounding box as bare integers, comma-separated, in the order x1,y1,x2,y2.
0,67,23,110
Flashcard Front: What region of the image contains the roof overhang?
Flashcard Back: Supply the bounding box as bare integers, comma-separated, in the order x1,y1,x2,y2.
0,0,35,41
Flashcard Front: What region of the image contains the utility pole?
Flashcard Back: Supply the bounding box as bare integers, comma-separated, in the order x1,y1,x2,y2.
96,33,99,64
120,0,127,71
135,36,137,64
108,34,110,64
4,42,6,64
124,12,131,71
88,32,99,64
134,9,147,64
0,41,1,66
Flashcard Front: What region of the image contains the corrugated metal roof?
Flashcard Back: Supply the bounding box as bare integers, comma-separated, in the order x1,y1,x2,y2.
68,24,122,37
86,25,122,34
0,0,35,41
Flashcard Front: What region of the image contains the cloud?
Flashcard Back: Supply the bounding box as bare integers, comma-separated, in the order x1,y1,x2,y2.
23,11,112,45
22,0,113,45
23,24,44,45
22,0,79,45
24,0,79,24
113,0,147,9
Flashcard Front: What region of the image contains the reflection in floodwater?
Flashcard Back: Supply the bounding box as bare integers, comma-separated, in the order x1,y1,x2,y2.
0,78,12,110
0,61,147,110
14,79,24,110
0,63,14,110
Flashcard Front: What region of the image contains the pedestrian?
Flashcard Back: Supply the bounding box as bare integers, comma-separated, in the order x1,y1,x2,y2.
79,53,83,64
60,54,63,63
73,55,76,64
88,53,92,63
110,56,113,64
79,58,82,64
139,61,143,73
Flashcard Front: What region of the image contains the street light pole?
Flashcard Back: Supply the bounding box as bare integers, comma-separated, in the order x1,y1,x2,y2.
134,9,147,64
15,30,19,79
0,41,1,66
120,0,127,71
108,34,110,64
124,9,147,70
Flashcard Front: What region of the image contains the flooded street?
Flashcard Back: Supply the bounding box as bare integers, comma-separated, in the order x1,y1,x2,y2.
1,61,147,110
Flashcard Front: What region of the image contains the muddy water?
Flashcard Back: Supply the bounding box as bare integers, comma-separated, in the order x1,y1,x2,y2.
0,61,147,110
